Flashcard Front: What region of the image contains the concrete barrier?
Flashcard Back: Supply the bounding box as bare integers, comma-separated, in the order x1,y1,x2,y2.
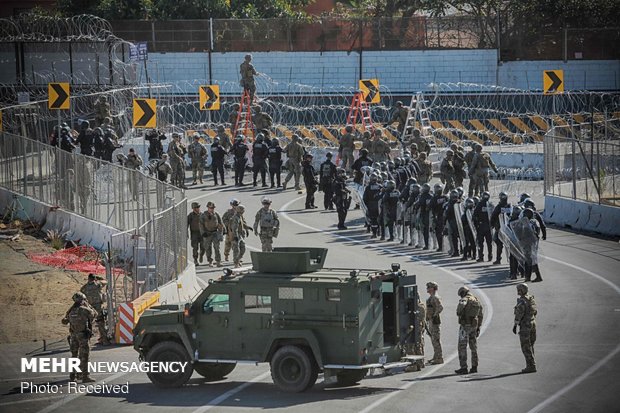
543,195,620,236
157,262,202,305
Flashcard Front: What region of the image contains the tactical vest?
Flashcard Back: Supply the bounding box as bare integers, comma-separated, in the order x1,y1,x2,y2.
81,282,103,305
259,209,277,228
202,212,221,232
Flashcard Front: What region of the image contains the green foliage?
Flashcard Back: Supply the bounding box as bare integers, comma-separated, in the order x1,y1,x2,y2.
45,229,66,250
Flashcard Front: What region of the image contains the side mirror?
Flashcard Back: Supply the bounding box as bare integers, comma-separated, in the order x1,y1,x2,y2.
203,306,214,315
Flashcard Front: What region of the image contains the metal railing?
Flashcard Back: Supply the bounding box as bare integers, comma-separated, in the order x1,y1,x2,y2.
544,119,620,206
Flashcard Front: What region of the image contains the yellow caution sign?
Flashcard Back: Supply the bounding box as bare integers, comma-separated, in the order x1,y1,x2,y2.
48,82,70,110
359,79,380,104
199,85,220,110
133,98,157,128
543,70,564,94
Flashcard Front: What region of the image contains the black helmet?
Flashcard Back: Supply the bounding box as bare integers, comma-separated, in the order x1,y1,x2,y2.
434,183,443,194
458,286,469,297
523,208,534,220
499,191,508,201
519,193,531,204
421,183,431,193
360,148,369,156
517,283,529,294
482,191,490,200
523,198,535,209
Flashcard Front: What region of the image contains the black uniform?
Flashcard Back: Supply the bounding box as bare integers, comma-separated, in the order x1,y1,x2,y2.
252,140,269,186
268,143,283,187
319,159,337,210
382,189,400,241
301,159,318,209
232,140,249,186
102,132,118,162
77,128,95,157
332,176,350,229
60,131,77,153
363,182,382,237
210,141,227,185
415,191,433,249
93,132,105,160
473,199,493,261
444,199,460,257
490,200,512,263
461,210,476,260
351,155,373,185
430,192,448,251
145,131,165,160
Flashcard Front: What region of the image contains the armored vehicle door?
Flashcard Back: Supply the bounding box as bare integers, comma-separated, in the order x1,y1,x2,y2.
195,289,237,360
237,289,274,360
397,275,418,349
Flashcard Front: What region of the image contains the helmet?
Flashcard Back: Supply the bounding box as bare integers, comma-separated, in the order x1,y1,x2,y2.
172,132,180,138
360,148,369,156
93,127,103,136
193,133,200,140
345,125,353,133
256,133,264,142
499,191,508,201
72,292,86,303
475,143,483,151
261,197,272,205
519,193,531,204
516,283,528,295
229,198,240,206
191,202,200,209
410,183,421,192
387,160,395,169
457,286,469,297
482,191,490,200
206,201,215,208
87,273,96,280
523,198,535,209
217,125,225,132
236,205,245,213
395,101,403,107
326,152,333,158
434,183,443,194
380,171,388,180
419,152,427,159
213,136,220,142
472,196,480,205
426,281,438,290
410,143,418,151
446,149,454,156
421,183,431,193
386,180,396,190
523,208,534,220
292,134,300,142
456,187,464,197
449,189,459,199
305,153,313,159
235,135,244,142
379,162,387,171
465,198,475,208
511,205,523,218
407,177,418,185
369,173,378,182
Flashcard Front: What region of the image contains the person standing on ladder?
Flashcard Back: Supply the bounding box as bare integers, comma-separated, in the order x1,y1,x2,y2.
240,54,259,102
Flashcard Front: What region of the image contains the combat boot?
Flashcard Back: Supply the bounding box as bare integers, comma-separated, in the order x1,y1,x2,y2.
69,373,77,382
454,367,468,375
469,366,477,373
493,257,501,265
428,358,443,365
522,365,537,373
199,178,203,184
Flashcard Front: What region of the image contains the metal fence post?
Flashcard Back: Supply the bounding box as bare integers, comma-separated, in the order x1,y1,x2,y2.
571,139,577,200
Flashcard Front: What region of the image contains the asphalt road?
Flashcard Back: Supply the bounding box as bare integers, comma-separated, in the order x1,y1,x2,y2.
1,174,619,413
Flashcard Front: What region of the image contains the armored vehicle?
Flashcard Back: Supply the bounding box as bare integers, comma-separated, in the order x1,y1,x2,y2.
133,247,422,392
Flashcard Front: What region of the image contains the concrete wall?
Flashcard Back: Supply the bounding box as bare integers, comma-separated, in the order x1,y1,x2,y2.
543,195,620,236
141,50,619,93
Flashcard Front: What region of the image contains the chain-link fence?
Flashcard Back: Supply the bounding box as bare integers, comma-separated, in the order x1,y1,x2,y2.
544,119,620,206
0,132,184,230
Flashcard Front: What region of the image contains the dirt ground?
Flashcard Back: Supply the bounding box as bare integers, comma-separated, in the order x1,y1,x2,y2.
0,234,87,344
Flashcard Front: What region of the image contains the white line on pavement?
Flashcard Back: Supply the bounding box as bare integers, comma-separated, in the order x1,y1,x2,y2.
191,371,272,413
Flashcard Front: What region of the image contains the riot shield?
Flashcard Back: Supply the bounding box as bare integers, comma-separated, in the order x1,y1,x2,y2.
466,209,477,240
511,217,539,266
498,214,526,264
454,202,466,248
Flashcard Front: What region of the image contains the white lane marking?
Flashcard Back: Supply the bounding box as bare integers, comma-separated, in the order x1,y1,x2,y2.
278,196,494,413
191,371,272,413
541,254,620,295
36,371,128,413
527,343,620,413
0,395,66,407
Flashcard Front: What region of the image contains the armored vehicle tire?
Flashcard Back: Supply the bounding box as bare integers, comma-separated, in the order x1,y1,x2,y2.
336,369,368,386
194,362,236,381
270,345,318,393
146,341,193,388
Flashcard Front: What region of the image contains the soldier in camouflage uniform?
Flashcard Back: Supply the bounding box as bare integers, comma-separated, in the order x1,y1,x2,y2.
188,202,204,265
62,292,97,382
417,152,432,184
124,148,143,201
455,286,483,374
240,54,258,101
216,125,232,151
425,282,444,364
253,105,273,137
361,130,372,152
94,96,111,127
80,274,110,345
231,204,251,267
464,144,478,197
513,283,538,373
200,201,223,266
339,125,356,172
222,199,240,262
440,150,456,194
451,144,466,188
385,101,409,135
469,144,498,193
411,129,431,155
253,198,280,252
168,133,187,189
370,129,391,163
188,134,207,185
283,134,305,191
